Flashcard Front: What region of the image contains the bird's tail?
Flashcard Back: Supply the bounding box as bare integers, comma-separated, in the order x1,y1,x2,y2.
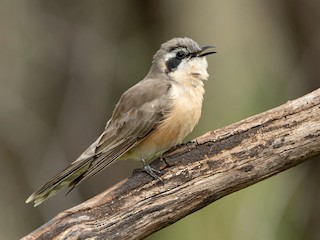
25,160,91,207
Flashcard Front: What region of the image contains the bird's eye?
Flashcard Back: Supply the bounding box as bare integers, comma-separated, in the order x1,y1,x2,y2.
176,51,187,59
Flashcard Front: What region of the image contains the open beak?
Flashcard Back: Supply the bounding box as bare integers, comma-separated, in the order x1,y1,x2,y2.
197,45,216,57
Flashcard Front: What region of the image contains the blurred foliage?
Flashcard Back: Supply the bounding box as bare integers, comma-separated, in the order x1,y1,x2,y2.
0,0,319,239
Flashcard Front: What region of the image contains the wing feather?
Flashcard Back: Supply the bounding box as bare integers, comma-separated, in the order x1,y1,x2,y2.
74,81,172,185
26,78,172,205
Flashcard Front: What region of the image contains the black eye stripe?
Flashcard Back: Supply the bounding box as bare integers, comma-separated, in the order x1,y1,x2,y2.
166,57,182,72
165,47,195,73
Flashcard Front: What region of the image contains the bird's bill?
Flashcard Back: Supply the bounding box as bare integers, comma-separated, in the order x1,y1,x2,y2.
197,45,216,57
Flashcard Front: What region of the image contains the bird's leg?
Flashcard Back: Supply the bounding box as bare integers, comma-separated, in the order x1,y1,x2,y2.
141,158,164,183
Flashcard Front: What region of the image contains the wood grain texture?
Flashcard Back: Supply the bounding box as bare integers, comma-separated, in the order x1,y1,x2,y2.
22,88,320,240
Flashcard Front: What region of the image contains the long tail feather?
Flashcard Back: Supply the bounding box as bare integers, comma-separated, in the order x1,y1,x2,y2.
25,160,92,207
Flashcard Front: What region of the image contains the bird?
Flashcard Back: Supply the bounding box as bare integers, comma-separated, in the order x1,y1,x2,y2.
26,37,216,207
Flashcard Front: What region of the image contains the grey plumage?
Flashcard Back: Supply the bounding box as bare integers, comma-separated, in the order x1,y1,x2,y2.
26,37,215,206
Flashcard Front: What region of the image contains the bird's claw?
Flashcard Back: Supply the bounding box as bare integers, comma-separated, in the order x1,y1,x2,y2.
143,164,164,183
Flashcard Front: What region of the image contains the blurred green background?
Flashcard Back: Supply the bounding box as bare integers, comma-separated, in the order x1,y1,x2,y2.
1,0,319,239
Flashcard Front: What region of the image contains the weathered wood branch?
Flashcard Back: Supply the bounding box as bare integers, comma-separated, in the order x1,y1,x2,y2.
22,89,320,240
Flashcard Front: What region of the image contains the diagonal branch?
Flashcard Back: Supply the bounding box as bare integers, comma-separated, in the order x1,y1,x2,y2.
22,88,320,240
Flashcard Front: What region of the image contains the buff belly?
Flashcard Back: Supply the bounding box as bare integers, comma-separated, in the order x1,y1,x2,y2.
123,80,204,161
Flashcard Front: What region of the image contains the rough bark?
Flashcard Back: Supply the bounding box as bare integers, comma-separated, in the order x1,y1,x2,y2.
22,88,320,240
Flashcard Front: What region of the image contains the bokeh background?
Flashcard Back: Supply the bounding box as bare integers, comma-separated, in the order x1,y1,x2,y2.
1,0,320,239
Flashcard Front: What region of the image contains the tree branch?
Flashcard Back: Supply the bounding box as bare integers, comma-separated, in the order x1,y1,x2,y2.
22,89,320,240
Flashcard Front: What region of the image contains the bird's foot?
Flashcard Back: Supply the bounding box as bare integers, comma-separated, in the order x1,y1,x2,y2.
140,159,164,183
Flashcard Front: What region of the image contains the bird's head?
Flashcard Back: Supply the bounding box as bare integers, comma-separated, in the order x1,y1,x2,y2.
150,37,216,82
